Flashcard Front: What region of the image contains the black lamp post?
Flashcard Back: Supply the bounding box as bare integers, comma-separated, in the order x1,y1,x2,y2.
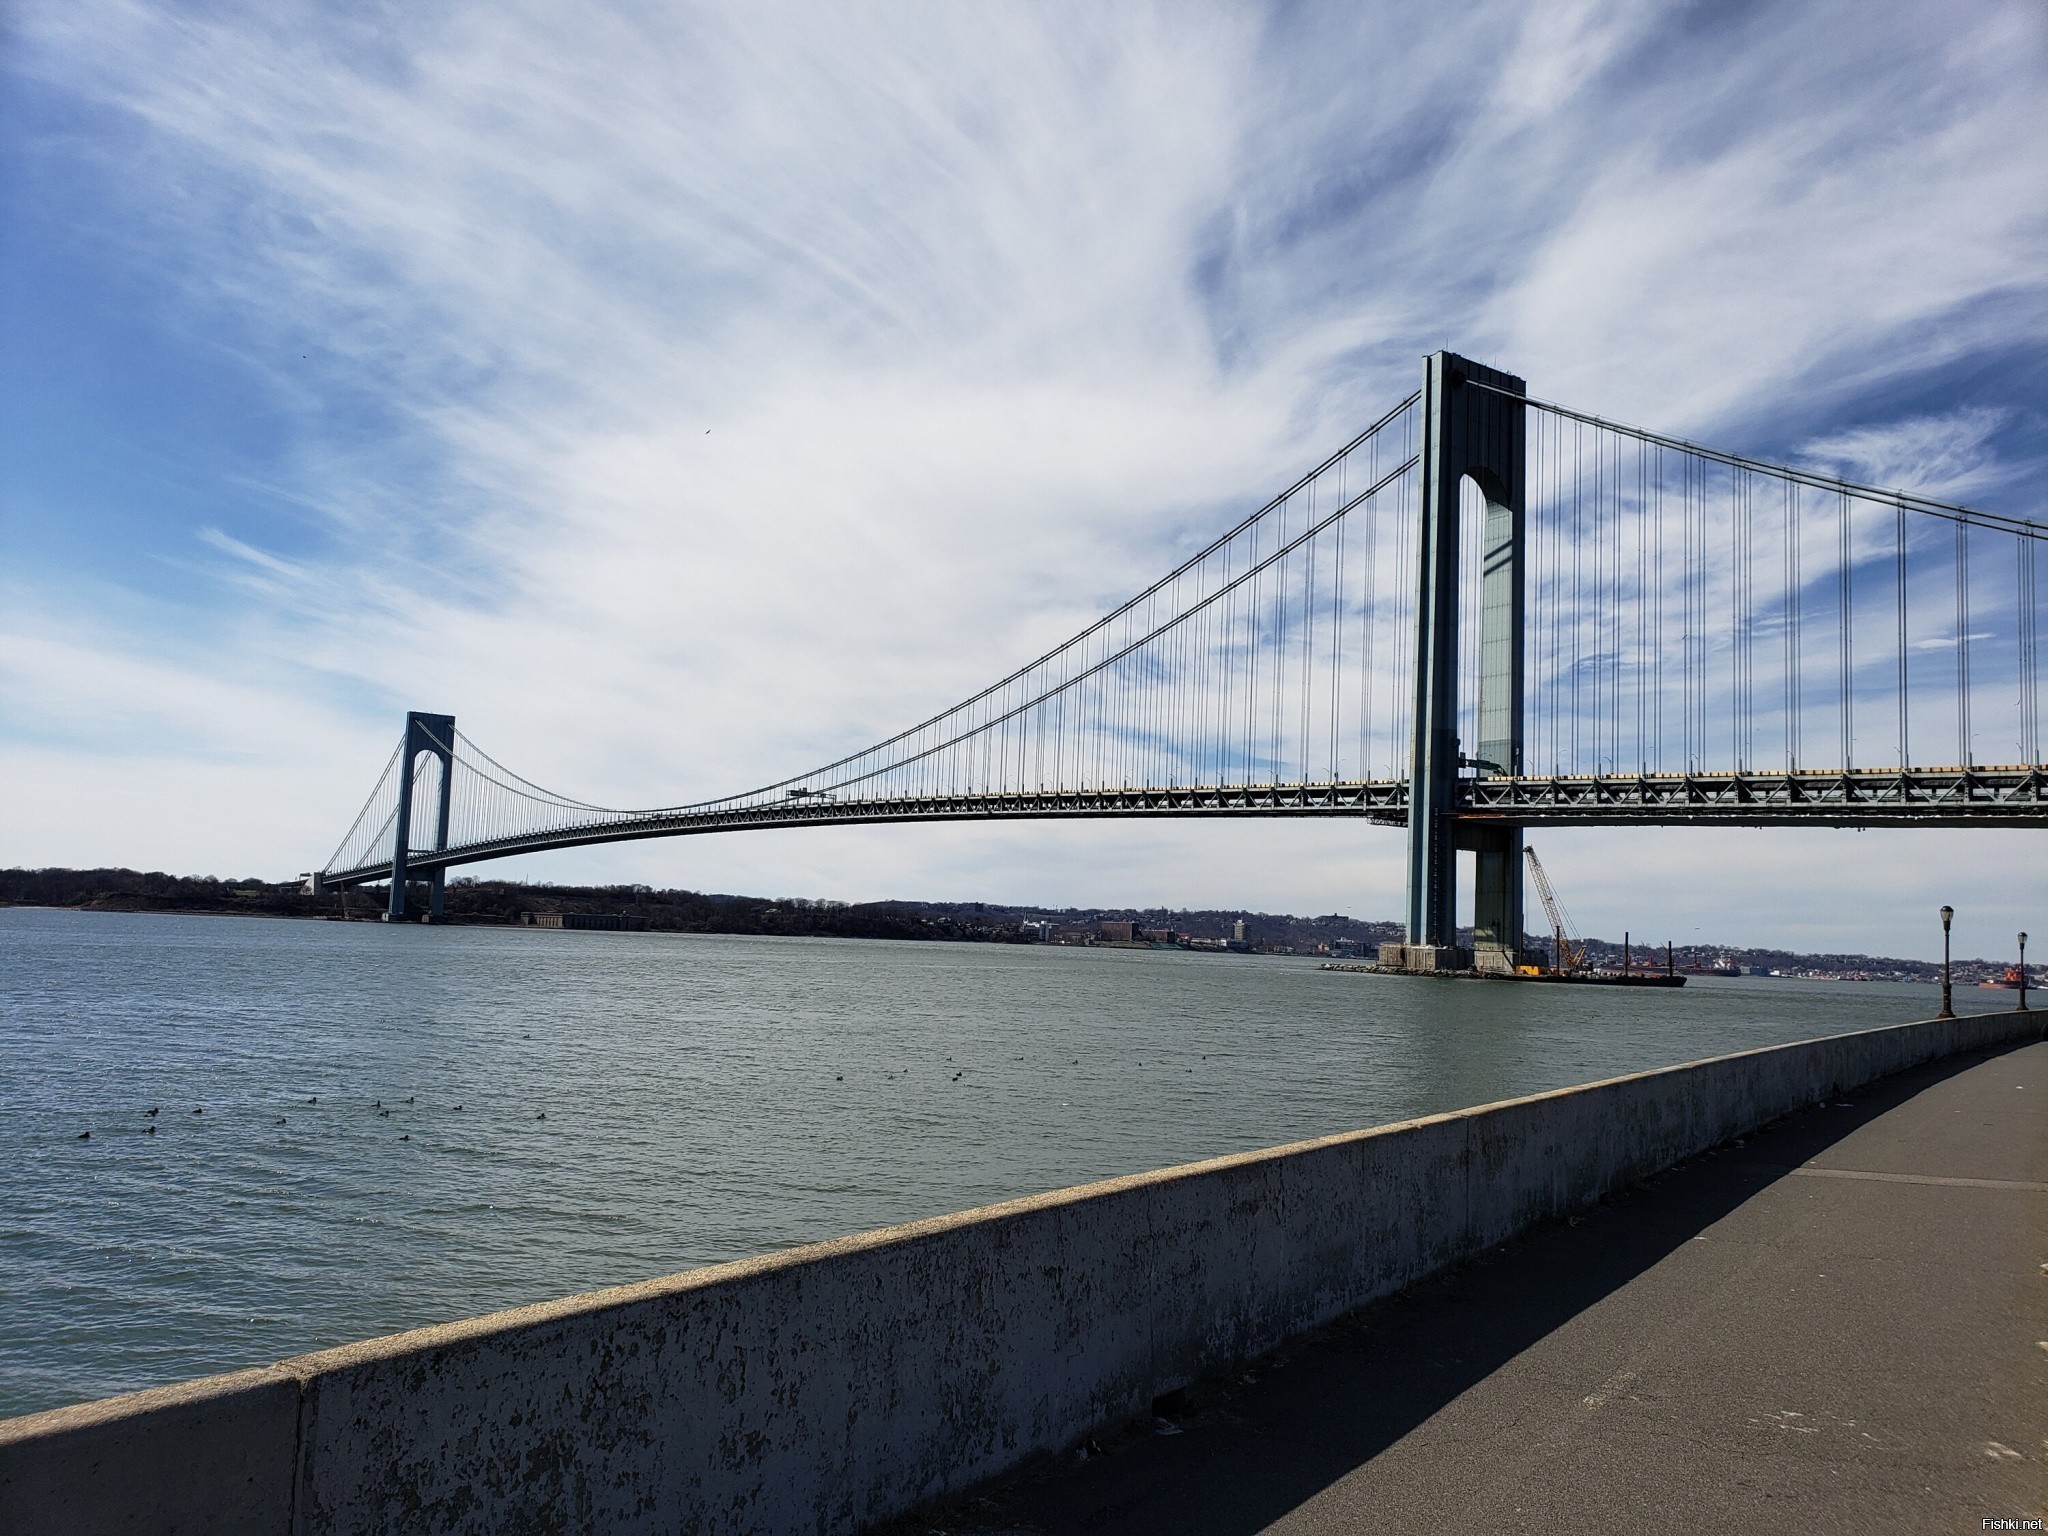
2020,932,2030,1013
1938,905,1955,1018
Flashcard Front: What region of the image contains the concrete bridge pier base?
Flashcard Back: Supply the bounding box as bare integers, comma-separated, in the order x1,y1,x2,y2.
1468,823,1525,973
1375,941,1472,972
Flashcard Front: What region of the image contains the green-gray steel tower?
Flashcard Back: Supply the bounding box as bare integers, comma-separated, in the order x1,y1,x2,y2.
1401,352,1526,971
387,711,457,922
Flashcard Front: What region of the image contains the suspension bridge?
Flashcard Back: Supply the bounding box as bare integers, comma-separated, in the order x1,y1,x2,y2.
310,352,2046,969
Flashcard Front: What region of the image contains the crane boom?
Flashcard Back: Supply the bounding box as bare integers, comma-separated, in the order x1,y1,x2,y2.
1523,845,1581,974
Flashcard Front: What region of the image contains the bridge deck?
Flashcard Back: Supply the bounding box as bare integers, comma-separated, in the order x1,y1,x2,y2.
920,1029,2048,1535
323,765,2047,887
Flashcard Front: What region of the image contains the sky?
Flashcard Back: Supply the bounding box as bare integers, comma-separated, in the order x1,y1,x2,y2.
2,1,2044,960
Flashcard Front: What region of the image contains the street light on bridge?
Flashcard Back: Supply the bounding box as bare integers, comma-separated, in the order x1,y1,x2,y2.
1938,905,1955,1018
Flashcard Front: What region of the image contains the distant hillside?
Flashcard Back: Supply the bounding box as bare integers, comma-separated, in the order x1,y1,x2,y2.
2,867,2021,986
0,868,1001,944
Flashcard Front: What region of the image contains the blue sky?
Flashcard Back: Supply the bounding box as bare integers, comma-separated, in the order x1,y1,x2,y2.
3,1,2043,959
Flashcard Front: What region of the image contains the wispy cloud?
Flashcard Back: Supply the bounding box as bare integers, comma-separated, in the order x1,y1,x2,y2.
5,0,2044,951
1800,409,2018,503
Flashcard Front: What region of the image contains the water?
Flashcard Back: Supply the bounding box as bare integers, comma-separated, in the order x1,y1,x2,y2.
0,906,1985,1419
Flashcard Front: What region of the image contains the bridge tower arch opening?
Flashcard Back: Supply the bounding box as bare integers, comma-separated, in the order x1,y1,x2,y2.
1403,352,1526,972
387,711,456,923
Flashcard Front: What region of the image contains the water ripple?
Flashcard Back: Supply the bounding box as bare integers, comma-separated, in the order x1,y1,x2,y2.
0,907,1963,1417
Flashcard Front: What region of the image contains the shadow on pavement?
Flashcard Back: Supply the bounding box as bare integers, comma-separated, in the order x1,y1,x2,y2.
887,1039,2031,1536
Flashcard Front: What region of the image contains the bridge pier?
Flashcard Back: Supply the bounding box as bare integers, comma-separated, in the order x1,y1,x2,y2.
385,712,456,923
1466,823,1525,973
1395,352,1525,972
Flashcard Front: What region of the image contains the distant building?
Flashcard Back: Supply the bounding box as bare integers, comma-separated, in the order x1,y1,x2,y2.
1097,921,1138,943
1232,919,1247,942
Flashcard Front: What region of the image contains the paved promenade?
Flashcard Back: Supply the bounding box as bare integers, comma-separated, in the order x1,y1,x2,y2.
925,1033,2046,1536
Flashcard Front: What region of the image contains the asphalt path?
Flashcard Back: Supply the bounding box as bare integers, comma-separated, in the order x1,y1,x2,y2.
902,1032,2047,1536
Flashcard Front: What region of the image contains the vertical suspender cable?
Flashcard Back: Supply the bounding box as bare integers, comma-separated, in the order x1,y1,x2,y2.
1652,444,1664,770
1329,464,1345,783
1896,498,1910,769
1610,430,1622,771
1956,518,1971,766
1589,426,1602,769
1358,440,1376,779
1787,479,1800,771
1635,436,1646,770
1571,418,1583,773
1302,481,1317,785
2021,530,2040,765
1839,488,1852,770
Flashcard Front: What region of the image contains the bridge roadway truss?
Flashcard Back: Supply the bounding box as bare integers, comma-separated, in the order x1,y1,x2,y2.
316,351,2046,928
319,763,2045,894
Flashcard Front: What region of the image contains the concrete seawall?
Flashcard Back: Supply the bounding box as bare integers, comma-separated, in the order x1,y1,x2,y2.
5,1008,2039,1535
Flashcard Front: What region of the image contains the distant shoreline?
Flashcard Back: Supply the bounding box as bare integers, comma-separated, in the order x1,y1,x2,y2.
3,867,2019,985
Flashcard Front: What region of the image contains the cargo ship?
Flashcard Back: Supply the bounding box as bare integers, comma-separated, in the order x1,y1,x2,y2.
1979,965,2029,990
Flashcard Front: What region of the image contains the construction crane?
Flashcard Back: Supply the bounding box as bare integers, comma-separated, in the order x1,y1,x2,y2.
1523,845,1584,975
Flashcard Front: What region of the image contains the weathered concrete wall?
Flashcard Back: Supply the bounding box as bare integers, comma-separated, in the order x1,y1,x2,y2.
5,1007,2038,1535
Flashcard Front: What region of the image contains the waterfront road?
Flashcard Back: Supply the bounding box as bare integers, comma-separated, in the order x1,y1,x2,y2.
911,1035,2047,1536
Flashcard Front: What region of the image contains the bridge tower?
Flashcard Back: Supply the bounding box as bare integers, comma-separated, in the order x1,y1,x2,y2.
1401,352,1526,972
386,711,456,922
